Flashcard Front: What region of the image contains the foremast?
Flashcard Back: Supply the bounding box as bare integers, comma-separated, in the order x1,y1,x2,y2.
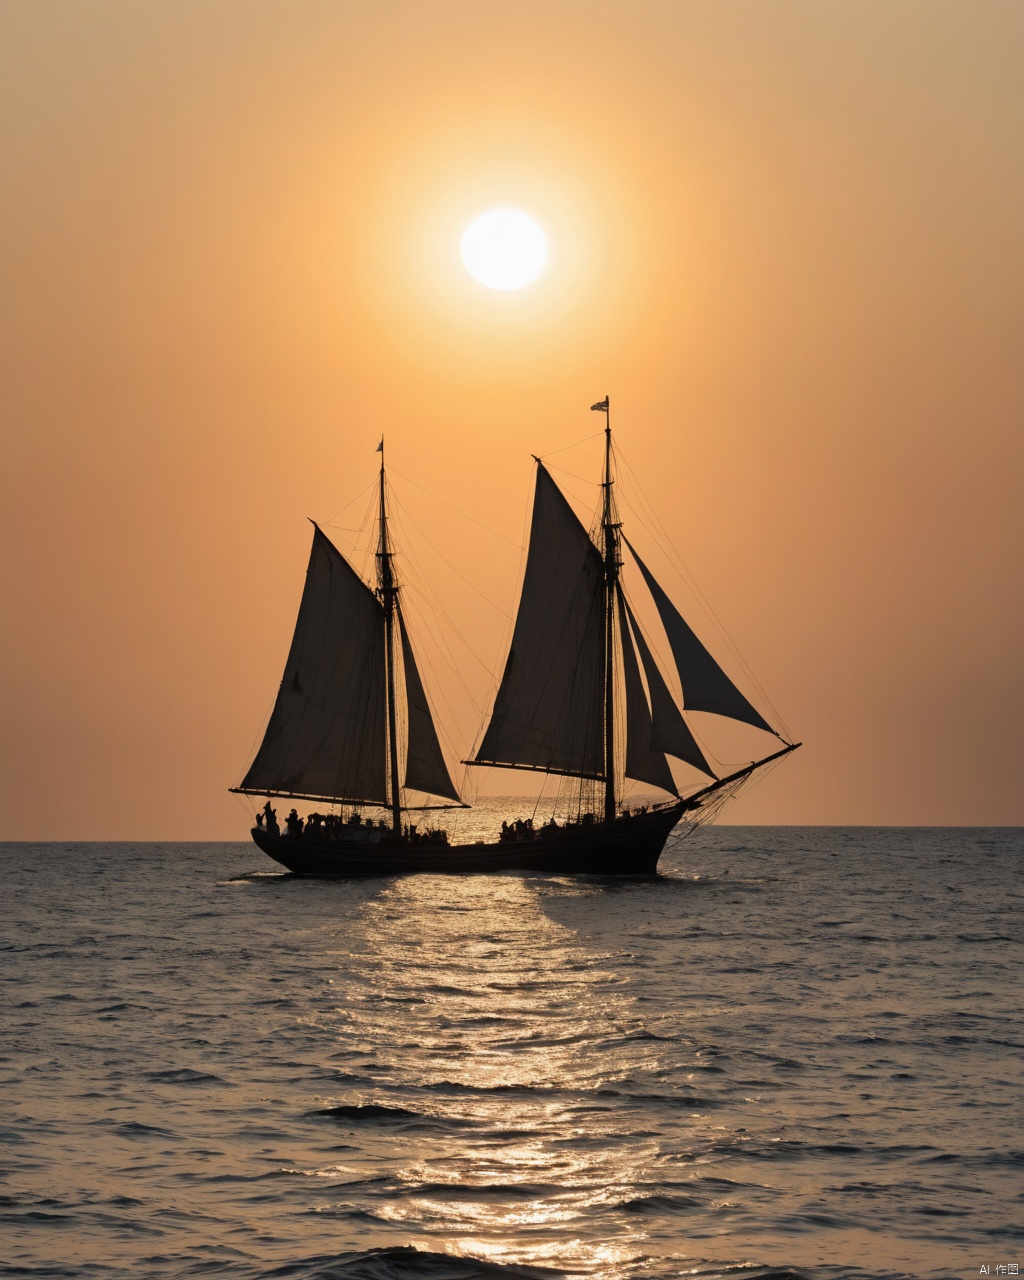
232,443,465,820
596,397,620,822
376,440,403,835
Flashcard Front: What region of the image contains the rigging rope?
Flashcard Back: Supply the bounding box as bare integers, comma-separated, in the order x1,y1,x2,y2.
613,440,795,743
538,429,604,458
323,480,377,527
388,466,522,548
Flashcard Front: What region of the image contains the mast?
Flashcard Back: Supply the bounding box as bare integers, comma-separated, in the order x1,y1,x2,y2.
377,440,402,834
462,396,796,823
599,398,619,822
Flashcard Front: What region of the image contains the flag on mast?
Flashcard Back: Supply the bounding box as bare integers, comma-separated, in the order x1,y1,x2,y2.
590,397,609,412
376,439,384,452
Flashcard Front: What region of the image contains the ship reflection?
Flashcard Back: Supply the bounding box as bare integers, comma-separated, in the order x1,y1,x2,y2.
316,873,704,1277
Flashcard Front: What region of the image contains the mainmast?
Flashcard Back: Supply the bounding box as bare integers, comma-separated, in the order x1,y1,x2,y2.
597,397,620,822
463,396,796,825
377,440,402,834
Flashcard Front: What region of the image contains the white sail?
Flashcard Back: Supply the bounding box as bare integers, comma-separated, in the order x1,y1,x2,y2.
239,526,388,804
621,593,715,778
625,538,774,735
398,607,463,803
472,463,605,779
617,593,678,795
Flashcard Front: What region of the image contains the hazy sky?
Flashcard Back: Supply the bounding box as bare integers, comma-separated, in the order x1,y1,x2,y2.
2,1,1022,838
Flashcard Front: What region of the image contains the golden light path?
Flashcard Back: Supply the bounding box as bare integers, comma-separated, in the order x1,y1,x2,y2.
307,872,707,1277
460,208,548,290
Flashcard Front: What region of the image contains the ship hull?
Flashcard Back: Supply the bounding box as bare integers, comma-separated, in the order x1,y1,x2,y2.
249,803,689,876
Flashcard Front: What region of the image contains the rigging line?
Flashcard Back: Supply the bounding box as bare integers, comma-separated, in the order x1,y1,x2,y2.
388,466,522,548
399,588,485,745
618,578,726,777
234,685,278,788
614,444,794,741
398,570,484,710
463,466,534,761
393,643,468,806
615,449,756,668
386,522,497,760
400,579,485,717
692,755,783,825
322,479,377,527
386,500,505,680
231,789,260,821
393,500,512,618
543,462,600,488
325,487,381,592
618,576,683,707
386,478,507,620
550,479,605,540
530,775,556,825
728,753,785,802
539,429,604,458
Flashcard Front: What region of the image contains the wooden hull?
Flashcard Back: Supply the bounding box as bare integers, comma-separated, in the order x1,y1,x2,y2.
250,803,689,876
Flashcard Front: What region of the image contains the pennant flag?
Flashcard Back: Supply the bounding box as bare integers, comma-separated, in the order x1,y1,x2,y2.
376,439,384,452
590,397,609,412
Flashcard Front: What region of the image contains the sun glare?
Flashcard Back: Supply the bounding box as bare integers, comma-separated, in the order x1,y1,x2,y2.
460,208,548,291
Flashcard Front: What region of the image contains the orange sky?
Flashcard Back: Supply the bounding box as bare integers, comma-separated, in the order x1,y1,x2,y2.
2,1,1022,837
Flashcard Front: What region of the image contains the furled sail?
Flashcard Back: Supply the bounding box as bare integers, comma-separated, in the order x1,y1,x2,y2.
397,607,463,803
472,463,605,779
620,592,715,779
625,539,775,735
617,593,677,795
238,525,388,803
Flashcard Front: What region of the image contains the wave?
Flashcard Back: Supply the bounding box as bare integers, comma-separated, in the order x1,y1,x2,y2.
620,1192,702,1213
387,1182,563,1201
595,1088,716,1108
921,1148,1024,1169
258,1246,563,1279
144,1068,232,1086
311,1104,476,1130
421,1081,561,1096
108,1121,178,1139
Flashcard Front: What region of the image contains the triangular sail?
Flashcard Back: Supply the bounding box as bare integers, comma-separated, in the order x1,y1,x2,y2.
625,538,775,735
238,525,388,804
617,592,678,795
472,463,605,779
398,606,463,804
621,593,715,778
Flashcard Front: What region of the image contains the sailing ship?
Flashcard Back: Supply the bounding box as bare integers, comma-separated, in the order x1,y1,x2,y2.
232,401,799,875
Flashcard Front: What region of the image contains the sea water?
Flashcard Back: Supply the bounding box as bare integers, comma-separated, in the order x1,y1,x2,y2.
2,817,1021,1280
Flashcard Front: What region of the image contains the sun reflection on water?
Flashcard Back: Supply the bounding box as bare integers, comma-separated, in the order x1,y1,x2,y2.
310,873,698,1275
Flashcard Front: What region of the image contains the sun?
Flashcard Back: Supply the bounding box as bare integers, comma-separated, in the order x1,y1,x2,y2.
460,208,548,291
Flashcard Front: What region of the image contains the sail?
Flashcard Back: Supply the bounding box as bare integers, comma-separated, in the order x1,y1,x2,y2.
398,607,462,803
239,525,388,803
617,593,677,795
621,593,715,778
472,463,605,779
625,539,774,735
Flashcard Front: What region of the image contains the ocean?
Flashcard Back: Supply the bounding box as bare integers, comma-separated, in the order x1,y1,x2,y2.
2,818,1021,1280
